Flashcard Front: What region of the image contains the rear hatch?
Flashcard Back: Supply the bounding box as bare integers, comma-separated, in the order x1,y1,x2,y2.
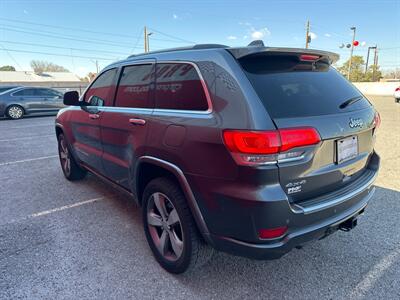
238,51,378,203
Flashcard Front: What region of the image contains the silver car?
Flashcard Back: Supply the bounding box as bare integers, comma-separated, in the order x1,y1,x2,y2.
0,86,65,119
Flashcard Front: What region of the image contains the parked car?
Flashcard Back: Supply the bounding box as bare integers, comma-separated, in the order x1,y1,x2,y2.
395,87,400,103
0,86,64,119
55,43,380,273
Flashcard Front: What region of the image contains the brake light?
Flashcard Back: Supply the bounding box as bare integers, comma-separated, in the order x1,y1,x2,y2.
223,131,280,154
300,54,320,61
395,87,400,92
373,111,381,130
259,226,288,239
279,128,321,152
223,127,320,166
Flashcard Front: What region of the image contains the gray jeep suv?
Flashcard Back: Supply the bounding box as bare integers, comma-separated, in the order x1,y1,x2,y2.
56,43,380,273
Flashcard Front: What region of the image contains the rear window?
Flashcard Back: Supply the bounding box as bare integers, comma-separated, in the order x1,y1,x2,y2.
240,55,371,118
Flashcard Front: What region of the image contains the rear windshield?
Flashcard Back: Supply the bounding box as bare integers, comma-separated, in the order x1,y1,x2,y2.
240,55,371,118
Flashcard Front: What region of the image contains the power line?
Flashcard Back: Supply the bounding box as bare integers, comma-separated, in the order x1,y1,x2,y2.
0,44,23,70
0,40,131,56
0,48,117,61
0,20,193,45
148,27,196,44
0,26,133,48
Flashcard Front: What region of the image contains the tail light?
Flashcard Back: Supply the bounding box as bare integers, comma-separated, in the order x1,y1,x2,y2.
259,226,288,239
395,87,400,92
223,127,320,166
373,111,381,130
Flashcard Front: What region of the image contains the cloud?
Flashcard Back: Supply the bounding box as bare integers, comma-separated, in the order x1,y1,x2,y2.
227,35,237,40
250,27,271,40
23,10,29,15
172,14,178,20
324,33,331,38
309,32,317,40
239,21,252,26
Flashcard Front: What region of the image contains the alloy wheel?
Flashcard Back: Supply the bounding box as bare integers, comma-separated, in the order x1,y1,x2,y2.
8,106,23,119
59,137,71,176
147,192,184,261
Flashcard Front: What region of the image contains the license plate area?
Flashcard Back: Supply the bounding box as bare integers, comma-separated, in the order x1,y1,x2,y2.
336,136,358,164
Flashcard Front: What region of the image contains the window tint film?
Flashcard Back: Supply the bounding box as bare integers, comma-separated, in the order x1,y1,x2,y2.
36,89,59,96
85,68,117,106
155,63,208,111
115,64,153,108
13,89,37,96
240,55,370,118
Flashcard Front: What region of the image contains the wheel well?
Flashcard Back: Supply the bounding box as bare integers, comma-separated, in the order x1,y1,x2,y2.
136,162,180,205
55,126,63,138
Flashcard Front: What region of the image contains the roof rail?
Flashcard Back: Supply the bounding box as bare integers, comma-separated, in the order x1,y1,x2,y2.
128,44,228,58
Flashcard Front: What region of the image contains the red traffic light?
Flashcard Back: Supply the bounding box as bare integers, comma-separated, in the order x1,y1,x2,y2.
353,40,359,46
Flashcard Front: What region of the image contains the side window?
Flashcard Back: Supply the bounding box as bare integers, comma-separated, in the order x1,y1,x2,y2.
115,64,153,108
36,89,59,97
13,89,36,96
84,68,117,106
154,63,209,111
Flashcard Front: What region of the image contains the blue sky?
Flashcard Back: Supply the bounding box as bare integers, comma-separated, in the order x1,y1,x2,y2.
0,0,399,77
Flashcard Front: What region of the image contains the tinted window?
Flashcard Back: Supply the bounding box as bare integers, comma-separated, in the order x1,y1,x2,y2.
36,89,60,97
115,64,153,108
154,63,209,111
240,55,371,118
85,68,117,106
13,89,37,96
0,87,16,93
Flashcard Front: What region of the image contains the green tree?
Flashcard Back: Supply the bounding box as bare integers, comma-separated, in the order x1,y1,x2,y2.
337,55,382,82
337,56,366,82
0,65,16,71
30,60,69,73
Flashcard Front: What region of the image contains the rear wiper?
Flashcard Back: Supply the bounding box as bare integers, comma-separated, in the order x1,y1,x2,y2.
339,96,363,109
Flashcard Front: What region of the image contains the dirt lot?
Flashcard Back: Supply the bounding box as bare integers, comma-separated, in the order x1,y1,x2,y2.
0,96,399,299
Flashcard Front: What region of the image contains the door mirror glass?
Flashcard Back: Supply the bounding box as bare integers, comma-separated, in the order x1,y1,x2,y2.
63,91,81,106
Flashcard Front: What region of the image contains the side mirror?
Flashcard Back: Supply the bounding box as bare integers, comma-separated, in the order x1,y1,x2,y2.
63,91,81,106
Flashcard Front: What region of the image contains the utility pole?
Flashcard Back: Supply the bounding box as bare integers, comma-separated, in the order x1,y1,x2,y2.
365,46,377,74
347,26,356,80
372,45,378,82
144,26,153,53
95,60,99,73
305,20,310,49
144,26,148,53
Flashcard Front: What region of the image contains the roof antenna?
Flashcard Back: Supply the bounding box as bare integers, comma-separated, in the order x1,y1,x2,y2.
248,40,265,47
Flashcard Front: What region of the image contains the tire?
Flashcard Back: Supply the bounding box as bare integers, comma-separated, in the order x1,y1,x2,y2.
396,98,400,103
142,177,213,273
57,133,87,181
6,105,24,119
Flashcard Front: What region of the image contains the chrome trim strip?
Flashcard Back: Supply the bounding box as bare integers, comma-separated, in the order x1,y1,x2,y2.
292,170,378,215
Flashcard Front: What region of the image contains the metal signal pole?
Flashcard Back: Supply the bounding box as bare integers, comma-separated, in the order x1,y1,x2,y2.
372,45,378,81
347,26,356,80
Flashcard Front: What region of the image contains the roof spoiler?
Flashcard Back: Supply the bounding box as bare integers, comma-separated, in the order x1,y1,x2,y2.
228,47,339,64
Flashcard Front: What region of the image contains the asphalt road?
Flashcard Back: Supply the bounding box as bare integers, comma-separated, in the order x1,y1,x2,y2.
0,96,399,299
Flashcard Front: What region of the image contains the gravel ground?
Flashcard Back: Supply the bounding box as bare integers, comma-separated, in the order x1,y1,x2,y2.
0,96,399,299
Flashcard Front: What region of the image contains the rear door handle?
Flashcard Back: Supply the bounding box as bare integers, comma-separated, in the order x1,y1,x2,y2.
89,113,100,120
129,118,146,125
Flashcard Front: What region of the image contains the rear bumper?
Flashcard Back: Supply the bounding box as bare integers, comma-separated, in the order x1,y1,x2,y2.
190,152,379,260
208,187,374,260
